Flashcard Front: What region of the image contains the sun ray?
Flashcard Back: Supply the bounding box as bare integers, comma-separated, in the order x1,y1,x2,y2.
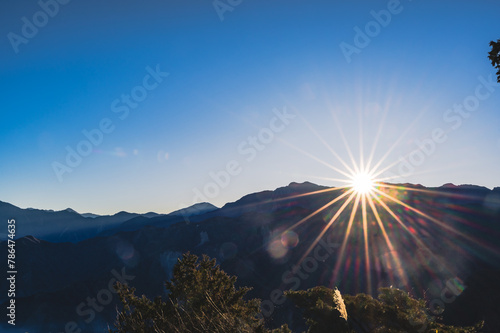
365,104,390,172
378,183,485,201
216,186,351,218
278,186,350,200
299,115,357,176
278,138,353,179
373,187,479,246
357,109,365,173
330,111,361,174
372,154,465,181
295,190,358,268
373,175,407,183
270,101,493,298
370,158,406,179
367,193,408,286
361,193,372,294
369,110,426,177
287,189,355,232
287,174,355,185
323,96,362,175
333,192,362,282
370,192,457,277
375,184,500,257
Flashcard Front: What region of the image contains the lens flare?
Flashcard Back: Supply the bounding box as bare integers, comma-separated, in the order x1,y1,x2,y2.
250,107,499,295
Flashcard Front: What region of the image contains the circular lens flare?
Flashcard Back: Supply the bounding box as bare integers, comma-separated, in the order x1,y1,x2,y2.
351,172,375,194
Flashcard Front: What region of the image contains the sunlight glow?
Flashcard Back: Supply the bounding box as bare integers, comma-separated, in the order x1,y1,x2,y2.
350,172,375,194
269,106,498,295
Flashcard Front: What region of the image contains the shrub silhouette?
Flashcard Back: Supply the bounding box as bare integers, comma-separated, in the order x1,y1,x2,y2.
109,252,290,333
286,286,350,333
343,287,483,333
109,252,483,333
287,286,483,333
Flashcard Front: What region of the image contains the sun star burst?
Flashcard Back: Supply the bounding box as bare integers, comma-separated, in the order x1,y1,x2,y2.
350,172,375,195
264,108,495,296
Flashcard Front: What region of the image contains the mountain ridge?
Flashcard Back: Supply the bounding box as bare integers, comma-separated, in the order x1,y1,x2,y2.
1,181,500,332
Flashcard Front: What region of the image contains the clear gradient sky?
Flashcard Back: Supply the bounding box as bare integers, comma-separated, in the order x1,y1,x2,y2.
1,0,499,215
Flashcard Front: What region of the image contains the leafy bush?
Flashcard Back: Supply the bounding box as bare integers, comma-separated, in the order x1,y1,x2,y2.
286,286,350,333
109,252,483,333
109,252,290,333
344,287,483,333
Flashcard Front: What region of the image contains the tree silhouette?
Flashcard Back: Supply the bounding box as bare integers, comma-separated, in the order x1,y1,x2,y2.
109,252,290,333
109,252,483,333
489,39,500,82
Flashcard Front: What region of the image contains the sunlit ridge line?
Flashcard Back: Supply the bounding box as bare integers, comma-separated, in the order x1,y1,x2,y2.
277,137,353,179
299,115,357,176
378,184,489,201
254,186,352,209
277,186,350,200
234,190,353,268
286,189,354,232
216,186,348,216
295,190,357,269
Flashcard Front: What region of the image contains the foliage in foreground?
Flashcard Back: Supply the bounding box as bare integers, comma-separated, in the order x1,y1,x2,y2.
108,252,289,333
489,39,500,83
109,252,483,333
286,286,349,333
286,286,482,333
343,287,483,333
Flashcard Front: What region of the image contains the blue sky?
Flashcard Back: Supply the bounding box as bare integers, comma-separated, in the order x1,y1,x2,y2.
0,0,499,215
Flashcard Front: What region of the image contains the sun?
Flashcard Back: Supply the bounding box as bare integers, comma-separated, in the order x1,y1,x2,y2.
350,172,375,194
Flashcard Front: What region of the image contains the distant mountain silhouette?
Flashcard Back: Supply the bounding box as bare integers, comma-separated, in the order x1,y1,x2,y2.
168,202,218,217
1,182,499,332
80,212,100,218
0,201,216,243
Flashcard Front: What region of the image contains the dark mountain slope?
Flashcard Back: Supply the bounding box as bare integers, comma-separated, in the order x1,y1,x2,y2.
1,182,499,332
